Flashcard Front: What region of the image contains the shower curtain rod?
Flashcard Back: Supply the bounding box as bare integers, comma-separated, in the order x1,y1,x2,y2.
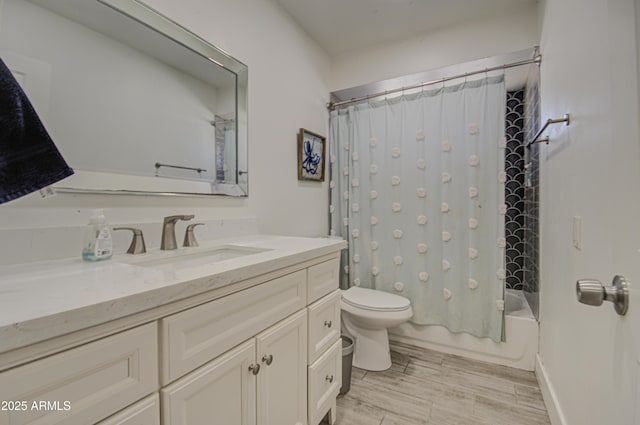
327,55,541,110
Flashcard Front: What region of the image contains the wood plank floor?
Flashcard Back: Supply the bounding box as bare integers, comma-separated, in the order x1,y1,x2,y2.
329,341,551,425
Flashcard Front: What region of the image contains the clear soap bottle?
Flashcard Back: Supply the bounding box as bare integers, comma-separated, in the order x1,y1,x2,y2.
82,209,113,261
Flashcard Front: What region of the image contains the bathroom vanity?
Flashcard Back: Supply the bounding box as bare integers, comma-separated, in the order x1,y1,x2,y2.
0,236,346,425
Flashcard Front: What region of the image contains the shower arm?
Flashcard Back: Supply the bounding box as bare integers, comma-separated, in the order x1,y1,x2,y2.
526,114,571,147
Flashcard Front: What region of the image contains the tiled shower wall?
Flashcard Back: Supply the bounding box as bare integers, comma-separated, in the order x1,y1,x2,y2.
505,79,540,320
504,90,526,291
523,65,541,320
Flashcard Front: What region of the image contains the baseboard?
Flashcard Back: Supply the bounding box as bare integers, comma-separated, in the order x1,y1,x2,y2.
535,354,568,425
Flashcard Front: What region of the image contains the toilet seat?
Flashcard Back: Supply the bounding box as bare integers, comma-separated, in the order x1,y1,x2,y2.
342,287,411,312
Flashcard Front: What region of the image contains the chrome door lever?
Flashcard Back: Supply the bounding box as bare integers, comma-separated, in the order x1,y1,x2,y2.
576,275,629,315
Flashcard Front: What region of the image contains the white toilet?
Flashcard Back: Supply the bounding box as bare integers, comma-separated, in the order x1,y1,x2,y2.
340,287,413,371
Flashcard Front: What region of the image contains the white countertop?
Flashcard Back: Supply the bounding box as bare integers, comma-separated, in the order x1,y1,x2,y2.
0,235,346,354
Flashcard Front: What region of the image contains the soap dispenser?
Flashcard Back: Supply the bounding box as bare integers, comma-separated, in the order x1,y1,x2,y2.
82,209,113,261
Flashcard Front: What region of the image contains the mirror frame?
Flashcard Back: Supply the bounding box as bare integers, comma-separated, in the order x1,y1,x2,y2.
52,0,248,197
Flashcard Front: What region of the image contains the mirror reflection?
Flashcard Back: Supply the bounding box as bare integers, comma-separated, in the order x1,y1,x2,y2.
0,0,248,196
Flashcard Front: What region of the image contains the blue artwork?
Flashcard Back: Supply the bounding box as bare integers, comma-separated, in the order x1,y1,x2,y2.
299,129,325,181
302,140,322,175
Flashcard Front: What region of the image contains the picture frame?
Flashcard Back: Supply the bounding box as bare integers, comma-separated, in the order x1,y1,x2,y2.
297,128,326,181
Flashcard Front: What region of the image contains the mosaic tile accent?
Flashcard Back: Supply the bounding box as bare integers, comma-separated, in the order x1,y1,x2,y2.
524,66,541,320
505,90,525,291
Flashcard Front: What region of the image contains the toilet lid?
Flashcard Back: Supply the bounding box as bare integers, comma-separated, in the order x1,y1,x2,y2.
342,287,411,312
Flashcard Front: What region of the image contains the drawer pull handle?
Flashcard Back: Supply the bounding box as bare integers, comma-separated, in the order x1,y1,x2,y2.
324,320,333,328
262,354,274,365
249,364,261,375
326,374,334,383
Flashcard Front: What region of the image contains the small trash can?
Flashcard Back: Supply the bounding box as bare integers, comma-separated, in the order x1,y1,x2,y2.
340,335,354,396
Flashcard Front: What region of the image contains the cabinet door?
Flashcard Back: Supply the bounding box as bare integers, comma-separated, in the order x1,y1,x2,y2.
161,340,256,425
256,310,308,425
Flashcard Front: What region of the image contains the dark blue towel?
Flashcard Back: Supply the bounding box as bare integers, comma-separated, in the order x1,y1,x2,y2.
0,57,73,204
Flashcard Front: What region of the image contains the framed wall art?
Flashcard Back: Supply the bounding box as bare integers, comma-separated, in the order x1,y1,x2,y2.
297,128,326,181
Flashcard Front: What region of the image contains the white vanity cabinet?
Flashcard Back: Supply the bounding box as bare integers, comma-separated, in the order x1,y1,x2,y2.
0,249,343,425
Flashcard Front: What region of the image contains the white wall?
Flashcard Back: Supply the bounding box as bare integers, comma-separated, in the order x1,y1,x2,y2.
536,0,640,424
329,2,539,92
0,0,331,255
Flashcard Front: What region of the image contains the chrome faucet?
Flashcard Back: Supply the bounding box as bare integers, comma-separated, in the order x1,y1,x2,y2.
161,215,194,250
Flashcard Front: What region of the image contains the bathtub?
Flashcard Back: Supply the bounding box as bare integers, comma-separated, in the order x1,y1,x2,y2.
389,289,538,371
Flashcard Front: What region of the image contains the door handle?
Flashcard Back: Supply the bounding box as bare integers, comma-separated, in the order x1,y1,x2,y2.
576,275,629,315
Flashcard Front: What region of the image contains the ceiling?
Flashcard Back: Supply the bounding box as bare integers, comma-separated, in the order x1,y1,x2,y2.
274,0,537,57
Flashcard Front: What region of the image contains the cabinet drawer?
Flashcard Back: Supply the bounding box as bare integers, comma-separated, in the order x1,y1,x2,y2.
307,258,339,304
307,290,341,364
307,339,341,425
161,270,307,384
98,394,160,425
0,323,158,425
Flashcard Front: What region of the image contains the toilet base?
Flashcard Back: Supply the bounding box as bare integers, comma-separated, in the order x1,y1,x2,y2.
343,322,392,371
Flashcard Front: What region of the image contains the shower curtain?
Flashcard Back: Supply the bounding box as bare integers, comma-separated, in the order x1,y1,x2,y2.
329,76,506,342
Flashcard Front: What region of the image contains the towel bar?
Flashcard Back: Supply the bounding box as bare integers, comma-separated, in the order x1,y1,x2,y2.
527,113,570,147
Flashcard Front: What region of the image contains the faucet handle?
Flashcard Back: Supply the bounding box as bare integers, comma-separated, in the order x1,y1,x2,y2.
183,223,205,247
113,227,147,254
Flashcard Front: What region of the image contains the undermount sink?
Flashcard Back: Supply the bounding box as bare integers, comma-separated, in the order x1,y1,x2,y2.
125,245,270,270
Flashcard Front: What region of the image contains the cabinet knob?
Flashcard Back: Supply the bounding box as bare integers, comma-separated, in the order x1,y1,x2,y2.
324,320,333,328
326,374,334,383
249,363,261,375
262,354,273,365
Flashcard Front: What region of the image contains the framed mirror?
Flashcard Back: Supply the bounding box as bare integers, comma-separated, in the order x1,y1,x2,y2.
0,0,249,197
